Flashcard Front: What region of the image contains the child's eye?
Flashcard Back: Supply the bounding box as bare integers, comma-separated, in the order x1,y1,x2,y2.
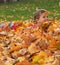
43,16,45,18
47,16,48,18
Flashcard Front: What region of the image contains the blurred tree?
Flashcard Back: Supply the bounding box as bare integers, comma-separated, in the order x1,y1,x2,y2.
0,0,4,2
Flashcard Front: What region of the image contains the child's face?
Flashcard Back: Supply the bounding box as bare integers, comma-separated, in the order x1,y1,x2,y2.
37,12,49,24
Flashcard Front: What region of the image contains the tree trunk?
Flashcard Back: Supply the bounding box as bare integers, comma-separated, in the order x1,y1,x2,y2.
0,0,4,2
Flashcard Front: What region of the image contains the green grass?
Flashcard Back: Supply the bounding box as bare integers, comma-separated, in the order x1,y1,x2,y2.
0,0,60,21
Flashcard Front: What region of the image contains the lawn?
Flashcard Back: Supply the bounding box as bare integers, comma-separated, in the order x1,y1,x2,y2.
0,0,60,21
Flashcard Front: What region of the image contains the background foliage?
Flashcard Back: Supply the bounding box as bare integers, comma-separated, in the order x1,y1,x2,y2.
0,0,60,21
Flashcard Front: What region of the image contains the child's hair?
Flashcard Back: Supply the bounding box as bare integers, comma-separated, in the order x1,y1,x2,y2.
34,9,48,22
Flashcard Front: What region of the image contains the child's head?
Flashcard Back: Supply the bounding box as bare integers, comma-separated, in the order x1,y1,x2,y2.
34,9,49,24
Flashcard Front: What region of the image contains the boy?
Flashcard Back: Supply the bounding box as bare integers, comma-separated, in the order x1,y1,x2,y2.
33,9,50,29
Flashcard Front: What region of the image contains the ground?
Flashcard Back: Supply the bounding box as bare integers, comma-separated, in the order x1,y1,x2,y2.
0,0,60,21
